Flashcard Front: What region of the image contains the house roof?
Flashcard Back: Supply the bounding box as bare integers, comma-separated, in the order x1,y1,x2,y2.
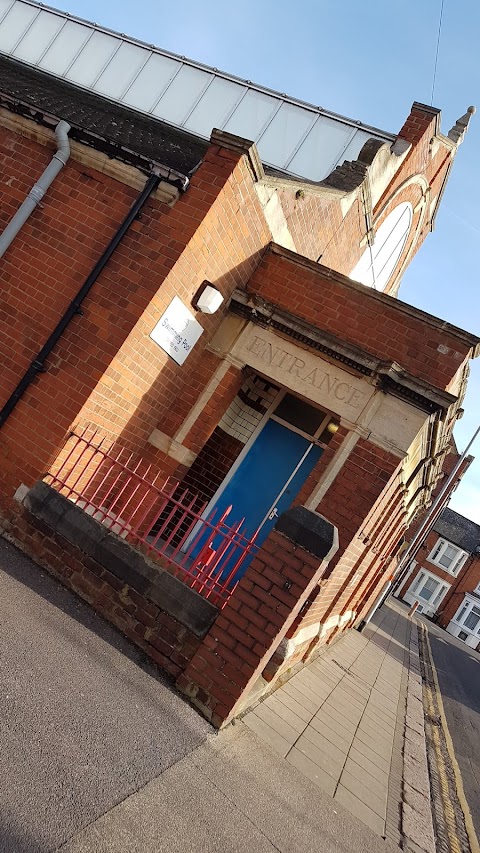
434,507,480,554
0,55,208,177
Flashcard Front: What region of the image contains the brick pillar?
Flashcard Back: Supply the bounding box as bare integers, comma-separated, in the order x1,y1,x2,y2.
397,102,439,146
176,507,338,727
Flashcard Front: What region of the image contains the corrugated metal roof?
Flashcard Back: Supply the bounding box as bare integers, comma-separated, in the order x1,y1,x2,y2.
0,0,394,182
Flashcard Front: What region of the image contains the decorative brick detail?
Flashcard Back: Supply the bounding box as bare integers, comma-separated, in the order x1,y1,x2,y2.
177,508,338,727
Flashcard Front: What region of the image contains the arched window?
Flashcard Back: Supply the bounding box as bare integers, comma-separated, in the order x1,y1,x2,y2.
350,201,413,291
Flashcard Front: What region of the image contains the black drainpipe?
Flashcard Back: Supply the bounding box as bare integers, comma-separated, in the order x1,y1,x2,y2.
0,173,161,429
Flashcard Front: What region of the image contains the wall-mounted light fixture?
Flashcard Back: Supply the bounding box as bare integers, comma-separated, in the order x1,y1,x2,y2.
319,419,340,444
192,281,224,315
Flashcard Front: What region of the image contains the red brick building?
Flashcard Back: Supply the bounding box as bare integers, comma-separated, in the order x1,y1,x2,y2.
0,1,479,721
398,508,480,651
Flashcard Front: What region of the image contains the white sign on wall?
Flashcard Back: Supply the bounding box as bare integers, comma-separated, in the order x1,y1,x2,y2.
150,296,203,365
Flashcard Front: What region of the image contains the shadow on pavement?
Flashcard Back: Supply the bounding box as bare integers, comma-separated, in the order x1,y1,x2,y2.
0,536,211,853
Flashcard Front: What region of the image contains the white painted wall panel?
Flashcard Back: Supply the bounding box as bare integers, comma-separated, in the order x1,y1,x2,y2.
95,41,148,99
152,65,213,124
38,20,93,76
65,30,119,87
12,9,63,62
0,1,38,52
0,0,393,182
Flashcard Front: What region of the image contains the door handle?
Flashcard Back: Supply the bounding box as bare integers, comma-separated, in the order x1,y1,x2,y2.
268,507,279,521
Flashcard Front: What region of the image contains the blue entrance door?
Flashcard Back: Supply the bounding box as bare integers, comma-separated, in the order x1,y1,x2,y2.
210,418,323,582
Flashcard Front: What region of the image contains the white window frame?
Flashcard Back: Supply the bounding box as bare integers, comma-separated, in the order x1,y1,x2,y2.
453,596,480,636
427,537,469,577
409,569,450,610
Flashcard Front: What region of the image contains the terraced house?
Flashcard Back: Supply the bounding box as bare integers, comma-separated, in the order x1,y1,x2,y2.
0,0,478,724
400,508,480,650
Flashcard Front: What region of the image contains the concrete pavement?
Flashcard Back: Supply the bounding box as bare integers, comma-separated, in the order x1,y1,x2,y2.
60,722,401,853
0,537,429,853
243,601,410,841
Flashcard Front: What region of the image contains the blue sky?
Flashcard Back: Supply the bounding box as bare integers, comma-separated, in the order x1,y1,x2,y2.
54,0,480,522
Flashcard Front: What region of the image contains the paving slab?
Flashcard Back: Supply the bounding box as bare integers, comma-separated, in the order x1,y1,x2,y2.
242,600,413,841
362,708,397,736
314,705,359,735
348,743,392,780
293,734,345,779
338,769,387,817
250,702,300,745
281,681,318,714
335,785,386,836
297,727,346,766
342,756,389,799
286,747,337,797
357,717,396,747
281,680,321,713
242,711,291,757
60,723,401,853
309,714,354,752
353,727,393,762
261,694,308,732
267,689,313,723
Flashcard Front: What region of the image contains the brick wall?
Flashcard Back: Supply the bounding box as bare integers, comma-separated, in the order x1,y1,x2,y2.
181,427,244,504
397,527,480,631
249,247,472,390
9,482,218,679
285,441,402,650
0,129,143,497
74,149,272,461
273,103,453,300
0,104,470,678
7,481,338,727
0,107,464,528
315,439,401,561
0,133,271,516
178,507,338,726
437,555,480,627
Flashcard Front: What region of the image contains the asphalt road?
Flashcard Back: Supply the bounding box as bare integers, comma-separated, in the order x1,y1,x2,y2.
422,618,480,842
0,538,211,853
0,539,404,853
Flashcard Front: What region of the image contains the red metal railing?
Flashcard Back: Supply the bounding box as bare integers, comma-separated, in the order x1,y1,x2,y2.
45,426,259,606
